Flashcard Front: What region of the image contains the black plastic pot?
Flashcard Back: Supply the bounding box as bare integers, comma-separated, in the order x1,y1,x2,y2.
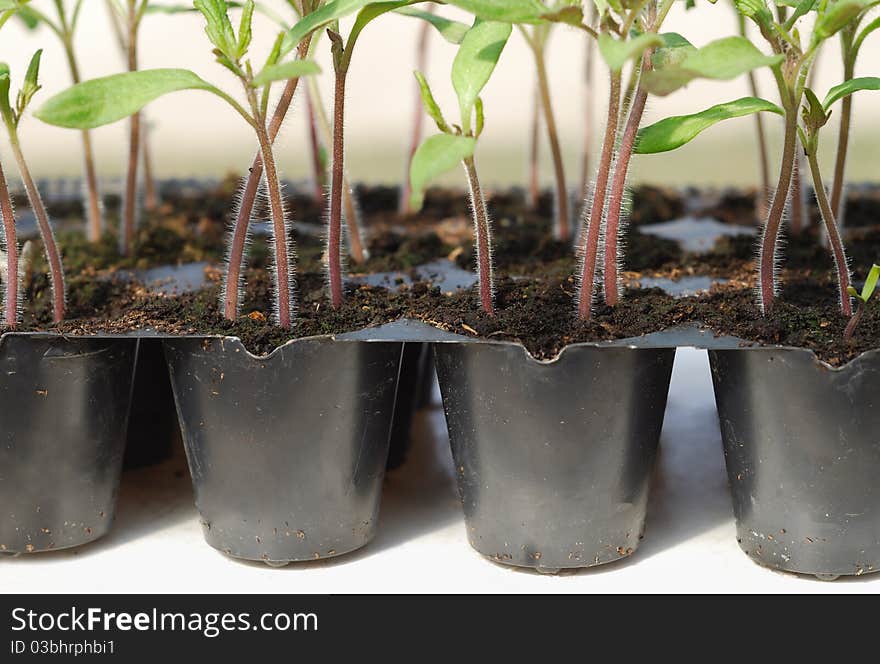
434,341,676,572
709,347,880,579
163,336,403,565
123,339,180,469
0,334,137,555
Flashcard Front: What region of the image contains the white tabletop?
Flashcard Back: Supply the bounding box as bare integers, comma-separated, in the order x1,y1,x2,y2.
4,348,877,594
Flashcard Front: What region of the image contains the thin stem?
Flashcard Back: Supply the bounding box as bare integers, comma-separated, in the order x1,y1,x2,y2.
327,67,348,309
400,8,433,216
305,74,364,263
532,37,570,241
604,69,650,306
60,35,103,242
222,73,302,321
121,1,140,256
806,149,852,317
304,84,326,204
578,11,596,208
141,121,158,211
830,58,855,224
254,120,294,329
462,155,494,316
0,156,18,328
8,134,65,323
527,80,541,209
758,104,799,314
789,146,806,235
844,301,863,341
576,70,621,321
739,15,770,220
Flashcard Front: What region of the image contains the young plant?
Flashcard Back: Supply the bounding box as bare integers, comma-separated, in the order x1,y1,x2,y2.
408,19,512,315
16,0,105,241
284,0,446,309
37,0,322,329
0,51,66,323
844,263,879,341
634,0,873,316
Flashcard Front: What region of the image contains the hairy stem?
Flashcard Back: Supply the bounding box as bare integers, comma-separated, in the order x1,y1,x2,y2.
0,156,18,328
61,37,103,242
327,68,348,309
806,149,852,317
532,40,570,241
222,38,312,321
789,147,806,235
604,72,649,306
844,301,863,341
400,10,433,216
121,2,140,256
576,70,621,321
9,135,65,323
758,106,799,314
463,155,494,316
255,121,294,329
304,85,326,204
830,58,855,225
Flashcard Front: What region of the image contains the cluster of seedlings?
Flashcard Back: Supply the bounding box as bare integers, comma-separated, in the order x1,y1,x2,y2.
0,0,878,346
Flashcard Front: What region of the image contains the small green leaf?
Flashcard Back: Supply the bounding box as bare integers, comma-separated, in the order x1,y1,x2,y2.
634,97,784,154
801,87,829,134
15,48,42,117
395,6,469,44
641,36,783,96
443,0,550,23
194,0,237,59
452,19,511,133
237,0,255,58
253,59,320,87
409,133,476,209
652,32,696,71
35,69,215,129
814,0,871,43
848,285,860,299
822,76,880,110
735,0,774,26
598,33,664,73
414,71,451,133
862,264,880,301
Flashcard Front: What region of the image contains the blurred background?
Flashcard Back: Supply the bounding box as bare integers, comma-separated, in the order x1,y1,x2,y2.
0,0,878,189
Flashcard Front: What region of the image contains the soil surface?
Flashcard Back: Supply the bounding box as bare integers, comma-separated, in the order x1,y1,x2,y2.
4,181,879,364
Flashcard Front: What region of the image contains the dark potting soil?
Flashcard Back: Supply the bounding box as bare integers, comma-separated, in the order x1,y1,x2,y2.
5,182,879,364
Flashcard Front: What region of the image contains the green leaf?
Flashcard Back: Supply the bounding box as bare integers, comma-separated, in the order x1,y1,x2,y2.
16,48,41,116
395,6,469,44
822,76,880,110
634,97,784,154
861,264,880,301
452,19,511,133
597,33,665,74
237,0,255,58
443,0,550,23
35,69,215,129
252,59,321,86
414,71,451,133
652,32,696,71
194,0,237,59
735,0,774,27
409,133,476,209
641,36,784,96
814,0,871,42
